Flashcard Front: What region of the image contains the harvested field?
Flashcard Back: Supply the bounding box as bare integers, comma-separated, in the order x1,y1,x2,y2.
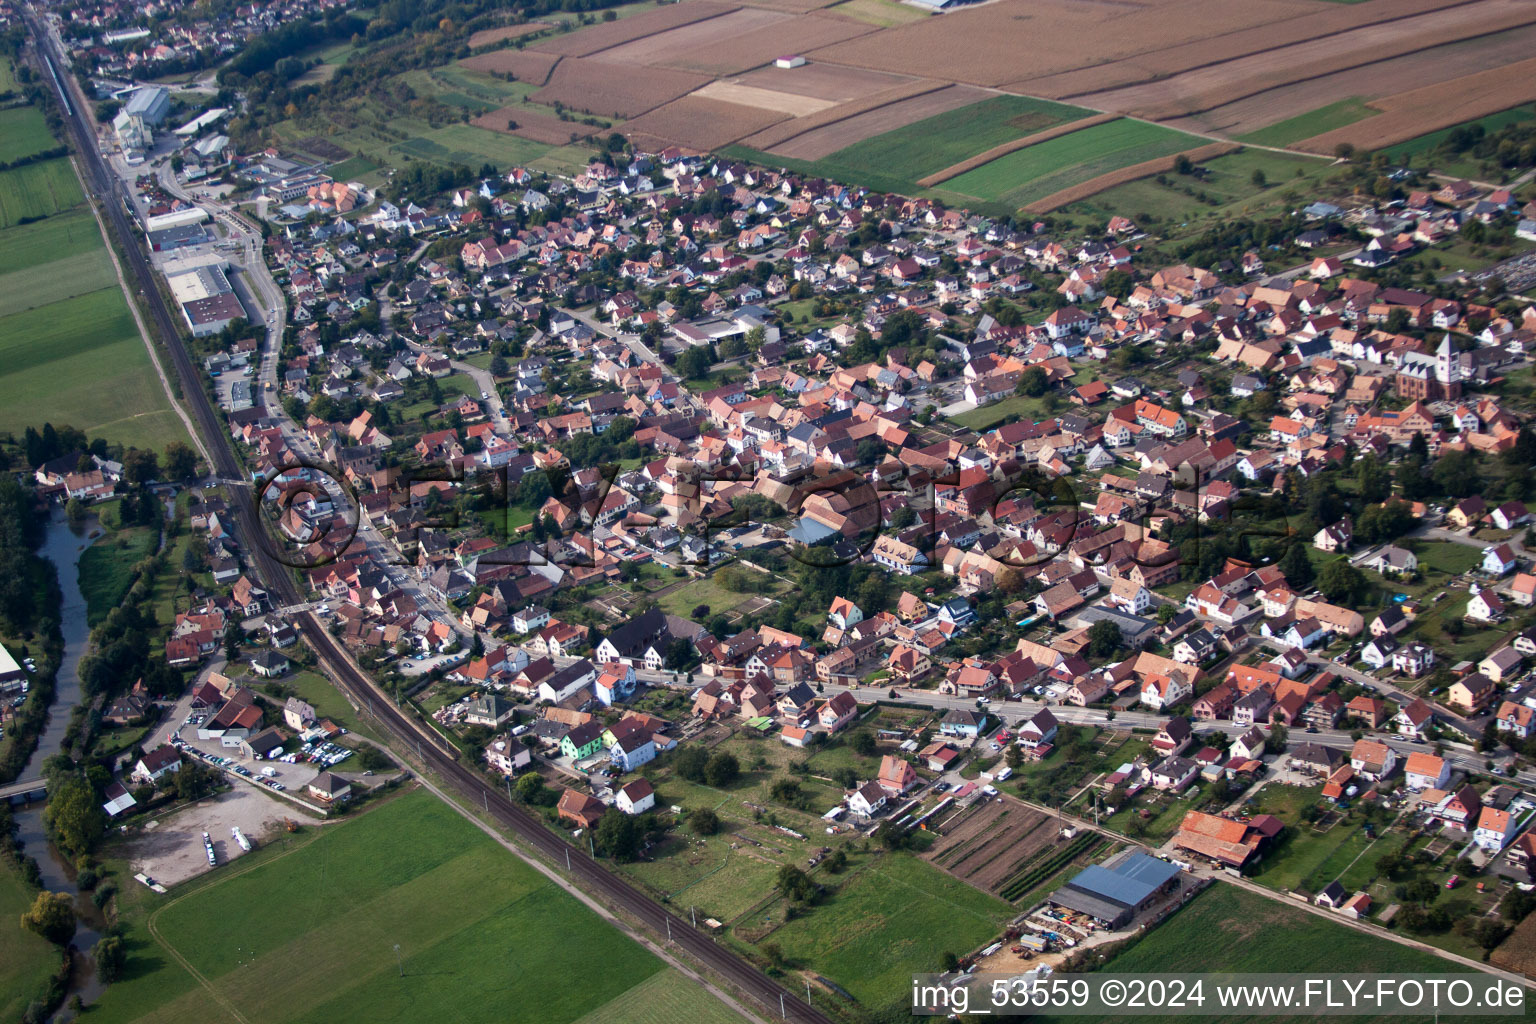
768,83,989,160
597,9,875,76
926,797,1057,892
1170,21,1536,139
1016,0,1475,98
738,0,842,11
295,136,351,161
534,1,738,56
826,0,932,27
1065,0,1536,120
1021,140,1238,212
916,112,1117,187
1294,55,1536,152
803,0,1315,89
467,22,550,49
532,59,713,119
692,80,837,116
737,79,942,149
620,95,788,150
733,61,915,101
1492,911,1536,978
470,107,599,145
459,48,562,86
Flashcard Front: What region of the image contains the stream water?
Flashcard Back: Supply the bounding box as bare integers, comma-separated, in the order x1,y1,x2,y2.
14,512,107,1011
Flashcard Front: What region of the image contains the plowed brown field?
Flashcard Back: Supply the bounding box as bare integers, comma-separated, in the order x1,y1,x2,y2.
1014,0,1475,98
916,113,1118,187
458,49,561,86
1066,0,1536,120
531,59,713,118
620,95,789,150
533,1,739,56
1294,56,1536,153
467,22,550,49
767,83,990,159
734,61,915,100
802,0,1313,88
692,81,838,116
469,107,598,145
1171,22,1536,138
738,79,943,149
1492,912,1536,979
593,9,876,76
926,798,1059,892
1022,141,1237,212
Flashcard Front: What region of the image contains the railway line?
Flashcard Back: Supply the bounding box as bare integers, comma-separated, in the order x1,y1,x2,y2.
25,13,833,1021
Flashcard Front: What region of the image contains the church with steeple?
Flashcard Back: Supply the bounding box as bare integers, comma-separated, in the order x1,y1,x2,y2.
1394,334,1462,402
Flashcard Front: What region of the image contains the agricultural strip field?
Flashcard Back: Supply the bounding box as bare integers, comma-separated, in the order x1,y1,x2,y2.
533,1,740,56
1492,910,1536,978
0,157,84,227
458,48,562,85
471,107,600,145
825,0,932,27
589,8,877,77
935,118,1204,208
916,112,1117,187
927,798,1059,892
1170,22,1536,140
1032,885,1466,1024
466,21,550,49
1021,141,1239,213
733,60,916,101
1065,0,1536,121
570,969,749,1024
736,79,942,151
692,80,838,117
1384,105,1535,163
532,58,713,119
1295,54,1536,152
1014,0,1478,98
758,852,1013,1012
621,95,787,151
85,790,727,1024
763,84,993,160
1233,97,1375,147
0,104,62,162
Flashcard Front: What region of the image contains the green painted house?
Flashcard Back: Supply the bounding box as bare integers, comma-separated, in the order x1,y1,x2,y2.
560,721,606,760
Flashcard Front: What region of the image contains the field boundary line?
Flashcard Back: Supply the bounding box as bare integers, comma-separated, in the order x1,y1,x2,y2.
915,112,1118,187
66,152,211,466
742,78,949,152
1020,140,1240,213
1048,0,1488,101
1119,11,1536,123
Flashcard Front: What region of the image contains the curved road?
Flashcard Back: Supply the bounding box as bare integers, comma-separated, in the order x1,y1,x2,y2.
27,15,830,1022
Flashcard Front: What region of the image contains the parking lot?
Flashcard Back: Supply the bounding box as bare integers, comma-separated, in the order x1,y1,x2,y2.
126,785,324,887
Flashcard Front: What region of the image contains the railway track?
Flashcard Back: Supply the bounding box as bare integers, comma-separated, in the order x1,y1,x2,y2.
25,14,834,1021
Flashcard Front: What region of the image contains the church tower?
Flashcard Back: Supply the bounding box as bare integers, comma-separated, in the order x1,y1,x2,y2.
1434,334,1462,400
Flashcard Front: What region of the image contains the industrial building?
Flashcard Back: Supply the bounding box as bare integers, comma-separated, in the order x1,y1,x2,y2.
1046,850,1182,928
167,264,246,337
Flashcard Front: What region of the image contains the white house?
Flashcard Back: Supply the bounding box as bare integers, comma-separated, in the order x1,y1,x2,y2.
1140,674,1193,710
610,731,657,772
1392,642,1435,678
1403,752,1450,791
1017,708,1059,750
1474,806,1517,851
615,778,655,815
486,737,533,775
132,745,182,784
848,780,889,817
1483,544,1518,576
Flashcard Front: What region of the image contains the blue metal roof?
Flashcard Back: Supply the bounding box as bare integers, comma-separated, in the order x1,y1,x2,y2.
1065,852,1180,908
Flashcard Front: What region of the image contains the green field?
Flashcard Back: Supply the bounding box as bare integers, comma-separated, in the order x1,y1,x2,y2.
951,393,1054,431
88,790,730,1024
936,118,1204,207
0,206,103,274
0,863,64,1024
1060,147,1336,234
761,853,1012,1011
0,246,118,317
1237,98,1375,148
570,968,749,1024
1384,105,1536,164
78,525,158,624
0,157,86,227
724,94,1093,196
1034,885,1464,1023
0,104,62,163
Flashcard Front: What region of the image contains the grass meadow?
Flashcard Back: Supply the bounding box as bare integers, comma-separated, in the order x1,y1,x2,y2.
1237,97,1376,148
0,157,85,227
78,525,158,624
760,852,1012,1011
0,104,62,162
935,118,1203,207
0,862,64,1024
86,789,703,1024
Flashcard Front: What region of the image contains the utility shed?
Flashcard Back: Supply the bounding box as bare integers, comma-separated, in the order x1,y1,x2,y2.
1046,850,1181,928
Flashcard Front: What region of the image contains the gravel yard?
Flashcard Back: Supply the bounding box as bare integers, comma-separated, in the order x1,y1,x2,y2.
126,786,324,887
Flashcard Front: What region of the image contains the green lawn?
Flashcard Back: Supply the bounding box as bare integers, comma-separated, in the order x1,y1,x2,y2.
1405,539,1483,576
78,526,158,625
761,852,1012,1011
653,571,787,620
87,790,694,1024
1237,98,1375,148
935,118,1204,208
0,104,62,163
0,862,64,1024
571,969,747,1024
951,394,1053,431
1039,885,1467,1024
0,157,85,228
267,668,380,740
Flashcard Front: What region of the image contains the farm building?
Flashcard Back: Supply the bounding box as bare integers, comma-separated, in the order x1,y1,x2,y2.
1046,850,1181,928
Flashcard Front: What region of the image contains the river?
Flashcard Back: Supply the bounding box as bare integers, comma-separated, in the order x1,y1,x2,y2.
14,512,107,1011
